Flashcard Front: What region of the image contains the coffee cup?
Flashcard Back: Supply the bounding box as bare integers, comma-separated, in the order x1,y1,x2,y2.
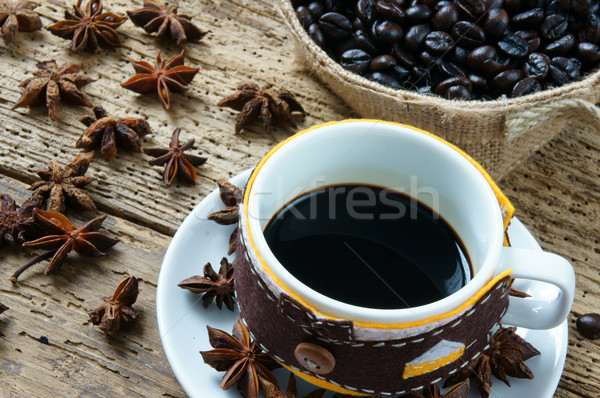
234,120,575,396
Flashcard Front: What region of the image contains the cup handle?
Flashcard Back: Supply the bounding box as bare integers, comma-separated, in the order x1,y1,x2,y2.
497,247,575,330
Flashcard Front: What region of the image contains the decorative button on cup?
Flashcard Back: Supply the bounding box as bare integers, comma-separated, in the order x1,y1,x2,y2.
294,342,335,375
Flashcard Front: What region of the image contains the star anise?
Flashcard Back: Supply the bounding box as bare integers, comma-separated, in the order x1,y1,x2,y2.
208,179,242,255
89,276,139,337
218,82,305,134
0,0,42,44
127,0,206,46
143,127,207,186
0,302,7,337
47,0,127,53
407,379,470,398
0,193,42,245
121,50,199,110
77,105,153,160
12,60,93,121
201,317,280,398
30,151,96,213
178,257,235,311
259,373,326,398
444,326,540,398
10,209,119,282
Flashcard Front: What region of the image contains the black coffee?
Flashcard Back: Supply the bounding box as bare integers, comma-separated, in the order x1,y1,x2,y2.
263,184,471,309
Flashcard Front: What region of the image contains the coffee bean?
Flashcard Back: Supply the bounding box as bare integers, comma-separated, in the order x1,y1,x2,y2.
511,76,542,96
468,45,511,75
560,0,589,13
418,85,433,94
446,84,472,99
425,31,455,53
544,33,575,56
419,50,438,66
370,54,398,70
491,69,524,91
406,5,432,24
577,42,600,65
371,20,404,43
583,14,600,44
524,52,551,79
552,56,582,79
354,30,379,54
411,65,430,81
422,0,440,8
498,33,530,58
483,8,510,38
456,0,488,19
468,73,488,88
308,1,326,19
549,56,581,83
341,48,372,73
576,313,600,340
376,0,406,21
452,21,486,49
392,65,411,81
541,15,568,40
546,0,568,15
319,12,353,38
439,60,467,77
451,46,469,65
433,0,454,12
392,44,417,67
511,8,545,29
433,5,460,32
308,23,326,48
514,30,541,52
357,0,377,24
404,24,431,53
296,6,314,29
369,71,401,88
435,76,472,94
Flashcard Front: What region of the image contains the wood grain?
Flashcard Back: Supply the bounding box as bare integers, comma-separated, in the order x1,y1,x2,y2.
0,0,598,397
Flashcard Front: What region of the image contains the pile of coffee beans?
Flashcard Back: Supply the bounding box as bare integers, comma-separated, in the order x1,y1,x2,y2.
292,0,600,100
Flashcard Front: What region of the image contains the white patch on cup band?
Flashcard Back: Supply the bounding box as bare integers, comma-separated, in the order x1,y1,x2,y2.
402,340,465,379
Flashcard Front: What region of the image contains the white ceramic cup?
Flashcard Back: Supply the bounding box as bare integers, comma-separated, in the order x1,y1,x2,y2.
244,120,575,330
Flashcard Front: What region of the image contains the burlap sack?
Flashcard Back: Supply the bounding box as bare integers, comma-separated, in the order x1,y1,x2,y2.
278,0,600,179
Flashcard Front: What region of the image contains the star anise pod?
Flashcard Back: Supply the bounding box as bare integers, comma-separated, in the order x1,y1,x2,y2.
10,209,119,282
127,0,206,46
259,373,326,398
0,193,42,245
218,82,305,134
121,50,199,110
88,276,139,337
77,105,153,160
207,179,242,255
178,257,235,311
30,151,96,213
143,127,207,186
201,317,281,398
444,326,540,398
0,0,42,44
408,379,469,398
12,60,93,121
0,302,7,337
47,0,127,53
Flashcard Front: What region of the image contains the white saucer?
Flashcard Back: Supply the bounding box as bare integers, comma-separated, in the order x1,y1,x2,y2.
156,169,568,398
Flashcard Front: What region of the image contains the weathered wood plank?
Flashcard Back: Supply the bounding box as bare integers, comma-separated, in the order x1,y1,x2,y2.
0,175,185,398
0,0,354,237
499,123,600,398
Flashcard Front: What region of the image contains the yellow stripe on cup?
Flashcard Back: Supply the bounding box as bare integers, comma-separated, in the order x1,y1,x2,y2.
242,119,514,329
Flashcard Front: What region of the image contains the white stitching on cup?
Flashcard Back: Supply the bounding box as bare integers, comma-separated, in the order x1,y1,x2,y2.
430,378,442,384
392,343,407,348
373,342,385,347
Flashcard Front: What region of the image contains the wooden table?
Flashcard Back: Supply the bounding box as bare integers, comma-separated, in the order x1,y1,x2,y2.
0,1,598,397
